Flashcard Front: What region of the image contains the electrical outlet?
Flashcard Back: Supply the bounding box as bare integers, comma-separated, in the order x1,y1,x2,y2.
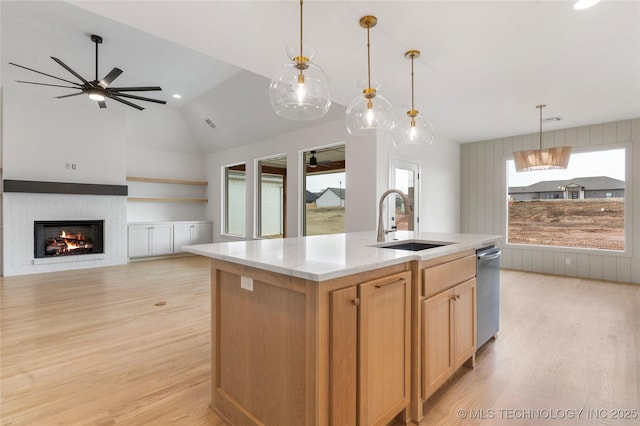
65,163,71,169
71,163,77,170
240,276,253,292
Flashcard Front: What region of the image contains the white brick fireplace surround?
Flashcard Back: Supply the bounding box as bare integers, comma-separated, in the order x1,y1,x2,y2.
2,193,127,276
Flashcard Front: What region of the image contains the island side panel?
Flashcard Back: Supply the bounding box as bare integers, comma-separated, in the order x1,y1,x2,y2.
210,259,317,426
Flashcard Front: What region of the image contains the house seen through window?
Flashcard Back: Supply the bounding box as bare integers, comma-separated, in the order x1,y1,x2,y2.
303,145,346,236
507,148,625,251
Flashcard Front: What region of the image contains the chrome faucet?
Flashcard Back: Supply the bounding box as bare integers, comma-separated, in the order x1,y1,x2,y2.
377,189,413,242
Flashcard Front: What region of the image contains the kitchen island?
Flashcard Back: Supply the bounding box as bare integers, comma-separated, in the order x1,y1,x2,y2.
184,231,500,426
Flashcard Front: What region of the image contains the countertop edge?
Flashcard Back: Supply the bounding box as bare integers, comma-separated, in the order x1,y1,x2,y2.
183,232,502,282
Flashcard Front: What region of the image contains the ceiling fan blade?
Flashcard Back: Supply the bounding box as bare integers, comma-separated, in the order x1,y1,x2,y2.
15,80,81,89
98,100,107,109
109,95,145,110
56,92,85,99
50,57,89,85
9,62,82,86
109,86,162,92
113,92,167,105
99,67,123,88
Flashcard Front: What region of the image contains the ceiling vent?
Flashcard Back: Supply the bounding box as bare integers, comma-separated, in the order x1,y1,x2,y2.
205,118,216,128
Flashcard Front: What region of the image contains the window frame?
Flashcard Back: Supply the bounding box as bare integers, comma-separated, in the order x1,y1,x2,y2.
300,143,346,237
504,143,632,257
222,162,247,238
255,153,287,239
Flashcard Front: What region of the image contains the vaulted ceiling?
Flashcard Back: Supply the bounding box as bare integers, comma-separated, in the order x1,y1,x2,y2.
3,1,639,154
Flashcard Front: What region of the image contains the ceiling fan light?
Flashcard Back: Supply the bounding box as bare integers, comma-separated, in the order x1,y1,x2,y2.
87,89,105,101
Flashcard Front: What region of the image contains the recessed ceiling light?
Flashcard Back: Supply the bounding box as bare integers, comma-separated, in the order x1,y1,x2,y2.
172,94,182,99
574,0,600,10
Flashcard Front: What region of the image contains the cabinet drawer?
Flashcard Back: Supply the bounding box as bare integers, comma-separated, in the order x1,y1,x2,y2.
423,255,476,298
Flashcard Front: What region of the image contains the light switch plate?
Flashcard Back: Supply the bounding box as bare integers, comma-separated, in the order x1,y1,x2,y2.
240,276,253,292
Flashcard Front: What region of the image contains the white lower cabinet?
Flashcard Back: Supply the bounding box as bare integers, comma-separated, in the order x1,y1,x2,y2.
128,221,212,259
173,222,212,253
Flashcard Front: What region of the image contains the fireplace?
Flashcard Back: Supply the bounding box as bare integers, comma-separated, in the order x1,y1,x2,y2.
34,220,104,258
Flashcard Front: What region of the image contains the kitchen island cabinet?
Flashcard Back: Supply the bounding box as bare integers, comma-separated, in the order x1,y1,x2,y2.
210,259,411,425
184,231,499,425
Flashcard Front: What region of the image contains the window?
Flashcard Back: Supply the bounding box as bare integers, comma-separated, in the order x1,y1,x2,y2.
390,159,419,232
224,164,246,236
257,155,287,239
302,145,345,236
507,148,625,251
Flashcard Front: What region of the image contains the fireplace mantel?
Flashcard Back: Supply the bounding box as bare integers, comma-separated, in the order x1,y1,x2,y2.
3,180,128,196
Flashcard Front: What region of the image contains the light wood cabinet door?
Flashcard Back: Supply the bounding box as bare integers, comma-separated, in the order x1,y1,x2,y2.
329,286,358,426
454,278,476,369
359,271,411,426
421,288,455,400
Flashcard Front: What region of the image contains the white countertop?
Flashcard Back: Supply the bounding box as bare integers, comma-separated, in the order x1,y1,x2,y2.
183,231,501,282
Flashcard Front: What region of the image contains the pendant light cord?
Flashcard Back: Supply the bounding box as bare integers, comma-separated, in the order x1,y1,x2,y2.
538,104,545,150
299,0,303,61
410,54,415,112
366,26,372,90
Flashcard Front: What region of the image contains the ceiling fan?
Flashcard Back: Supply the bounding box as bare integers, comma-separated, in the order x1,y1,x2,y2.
9,34,166,111
306,151,341,169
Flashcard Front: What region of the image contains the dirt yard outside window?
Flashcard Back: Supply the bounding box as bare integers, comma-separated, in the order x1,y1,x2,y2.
306,206,345,236
508,199,624,251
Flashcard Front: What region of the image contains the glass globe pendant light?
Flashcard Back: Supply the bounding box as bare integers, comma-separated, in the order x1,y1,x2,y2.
269,0,331,120
392,50,435,147
345,16,395,135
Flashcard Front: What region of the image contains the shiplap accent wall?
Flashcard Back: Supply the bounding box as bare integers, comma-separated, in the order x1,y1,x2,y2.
461,118,640,284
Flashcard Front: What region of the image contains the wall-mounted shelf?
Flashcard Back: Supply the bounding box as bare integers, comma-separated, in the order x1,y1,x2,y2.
127,197,208,203
126,176,207,186
126,176,208,203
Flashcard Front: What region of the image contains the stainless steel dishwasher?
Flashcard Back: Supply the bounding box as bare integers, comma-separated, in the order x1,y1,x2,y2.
476,245,501,349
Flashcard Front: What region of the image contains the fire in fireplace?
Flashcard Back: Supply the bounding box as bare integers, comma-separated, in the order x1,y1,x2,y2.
34,220,104,258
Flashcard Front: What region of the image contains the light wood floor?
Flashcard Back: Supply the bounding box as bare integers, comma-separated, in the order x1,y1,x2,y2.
1,258,638,425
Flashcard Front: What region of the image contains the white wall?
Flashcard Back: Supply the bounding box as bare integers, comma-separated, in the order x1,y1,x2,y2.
206,118,462,243
3,88,126,184
461,118,640,284
376,132,461,233
206,118,377,242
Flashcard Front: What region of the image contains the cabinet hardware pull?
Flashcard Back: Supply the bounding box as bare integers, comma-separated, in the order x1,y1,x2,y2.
352,298,360,306
375,278,405,289
450,296,457,301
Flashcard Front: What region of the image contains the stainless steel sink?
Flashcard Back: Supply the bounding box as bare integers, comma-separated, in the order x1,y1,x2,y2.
377,240,452,251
